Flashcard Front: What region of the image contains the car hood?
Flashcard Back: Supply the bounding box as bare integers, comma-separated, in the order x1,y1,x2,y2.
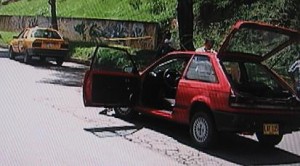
218,21,300,62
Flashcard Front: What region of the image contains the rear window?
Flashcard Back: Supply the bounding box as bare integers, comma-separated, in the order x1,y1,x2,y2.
226,28,289,57
32,29,62,39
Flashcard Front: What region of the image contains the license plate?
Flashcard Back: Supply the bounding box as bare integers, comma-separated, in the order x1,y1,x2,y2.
263,123,279,135
46,43,54,48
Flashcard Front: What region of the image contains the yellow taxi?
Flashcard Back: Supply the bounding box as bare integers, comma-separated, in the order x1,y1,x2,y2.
8,26,69,66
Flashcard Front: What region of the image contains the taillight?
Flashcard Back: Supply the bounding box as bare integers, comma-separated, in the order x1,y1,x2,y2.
32,41,42,47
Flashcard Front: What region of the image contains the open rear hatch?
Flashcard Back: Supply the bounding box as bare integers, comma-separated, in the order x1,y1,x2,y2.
218,21,300,110
218,21,300,62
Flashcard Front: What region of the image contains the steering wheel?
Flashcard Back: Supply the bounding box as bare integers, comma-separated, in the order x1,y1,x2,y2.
163,68,181,89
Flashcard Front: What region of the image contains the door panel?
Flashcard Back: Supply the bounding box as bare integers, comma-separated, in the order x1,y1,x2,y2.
83,46,140,107
91,72,139,106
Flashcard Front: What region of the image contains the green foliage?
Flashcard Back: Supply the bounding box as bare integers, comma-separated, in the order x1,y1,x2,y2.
0,31,18,44
129,0,141,10
0,0,177,22
147,0,168,15
193,0,300,77
93,47,133,71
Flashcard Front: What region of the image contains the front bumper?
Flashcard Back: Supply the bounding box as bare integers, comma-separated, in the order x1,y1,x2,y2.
27,48,68,58
213,110,300,134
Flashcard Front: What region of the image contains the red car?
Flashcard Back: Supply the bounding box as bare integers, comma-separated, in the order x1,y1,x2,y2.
83,21,300,148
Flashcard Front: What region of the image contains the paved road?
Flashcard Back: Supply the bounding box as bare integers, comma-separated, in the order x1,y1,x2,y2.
0,48,300,165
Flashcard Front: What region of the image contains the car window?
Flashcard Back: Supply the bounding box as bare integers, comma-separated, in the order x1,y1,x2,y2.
152,57,187,74
244,63,282,90
23,30,30,38
92,47,135,73
186,55,217,83
225,27,290,57
222,62,241,83
32,29,62,39
17,30,26,39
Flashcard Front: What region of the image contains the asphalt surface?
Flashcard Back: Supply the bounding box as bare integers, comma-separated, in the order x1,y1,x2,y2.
0,48,299,165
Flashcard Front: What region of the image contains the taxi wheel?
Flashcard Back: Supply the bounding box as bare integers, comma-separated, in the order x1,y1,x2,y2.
56,58,64,66
8,47,15,60
190,112,217,148
24,52,31,64
256,132,283,147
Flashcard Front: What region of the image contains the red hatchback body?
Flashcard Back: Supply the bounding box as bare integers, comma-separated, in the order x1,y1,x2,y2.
83,21,300,148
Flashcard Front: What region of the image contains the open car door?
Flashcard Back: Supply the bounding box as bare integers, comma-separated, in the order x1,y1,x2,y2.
83,45,140,107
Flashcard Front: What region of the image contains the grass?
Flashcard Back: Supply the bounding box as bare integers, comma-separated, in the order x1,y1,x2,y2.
0,31,18,45
0,0,177,22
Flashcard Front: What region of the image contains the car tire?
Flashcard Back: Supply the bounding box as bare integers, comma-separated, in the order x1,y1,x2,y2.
256,132,283,147
56,58,64,66
114,107,136,119
190,112,217,148
24,51,31,64
8,47,15,60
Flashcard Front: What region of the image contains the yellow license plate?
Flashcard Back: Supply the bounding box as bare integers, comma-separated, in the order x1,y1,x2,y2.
263,123,279,135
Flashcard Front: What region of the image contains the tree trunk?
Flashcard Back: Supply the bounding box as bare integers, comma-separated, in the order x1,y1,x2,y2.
48,0,58,30
177,0,195,51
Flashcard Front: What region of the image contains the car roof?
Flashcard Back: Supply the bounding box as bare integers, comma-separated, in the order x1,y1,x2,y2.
29,26,58,31
139,50,217,75
165,50,216,59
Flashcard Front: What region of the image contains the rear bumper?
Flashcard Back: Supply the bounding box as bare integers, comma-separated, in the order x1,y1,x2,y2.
213,110,300,134
27,48,68,58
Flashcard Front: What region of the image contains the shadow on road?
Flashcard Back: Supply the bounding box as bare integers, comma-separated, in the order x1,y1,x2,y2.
36,64,88,87
84,125,143,138
13,57,88,87
1,49,88,87
86,111,300,165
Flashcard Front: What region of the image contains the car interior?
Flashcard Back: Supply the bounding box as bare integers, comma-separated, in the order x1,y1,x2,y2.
141,57,189,110
222,61,292,99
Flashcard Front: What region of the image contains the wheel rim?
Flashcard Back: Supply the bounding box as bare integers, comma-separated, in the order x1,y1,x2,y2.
193,117,209,143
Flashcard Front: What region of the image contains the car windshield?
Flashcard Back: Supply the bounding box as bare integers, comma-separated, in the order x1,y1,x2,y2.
222,61,292,98
225,28,290,57
32,29,62,39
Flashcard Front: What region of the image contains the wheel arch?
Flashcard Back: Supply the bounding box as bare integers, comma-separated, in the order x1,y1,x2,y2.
189,102,215,124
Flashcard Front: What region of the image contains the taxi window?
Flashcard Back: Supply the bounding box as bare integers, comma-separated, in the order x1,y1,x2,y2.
32,29,61,39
